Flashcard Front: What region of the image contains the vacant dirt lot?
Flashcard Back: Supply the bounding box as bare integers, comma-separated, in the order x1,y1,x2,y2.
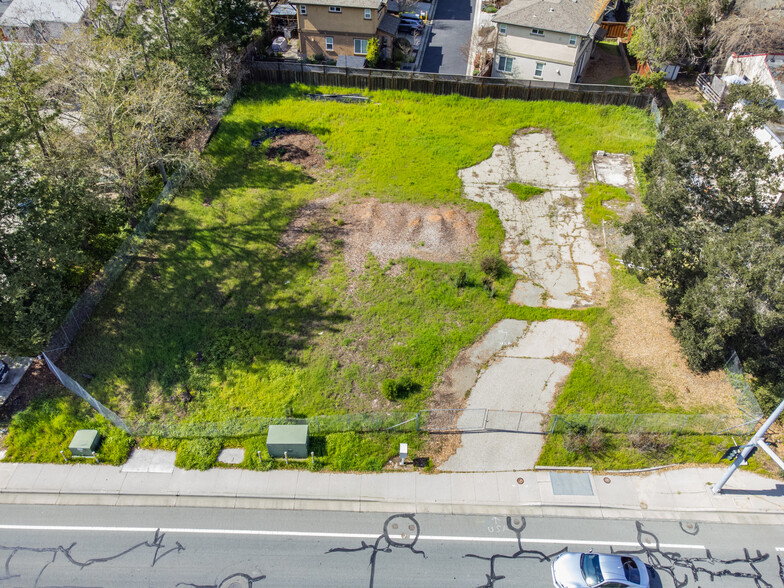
611,287,738,413
279,197,478,273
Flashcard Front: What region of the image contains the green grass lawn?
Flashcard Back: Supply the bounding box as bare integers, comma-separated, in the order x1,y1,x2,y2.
584,183,632,224
4,84,656,470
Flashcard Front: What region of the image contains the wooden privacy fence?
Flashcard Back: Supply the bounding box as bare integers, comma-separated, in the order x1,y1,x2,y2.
248,61,651,108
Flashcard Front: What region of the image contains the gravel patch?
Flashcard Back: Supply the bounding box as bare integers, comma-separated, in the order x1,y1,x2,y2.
460,131,610,309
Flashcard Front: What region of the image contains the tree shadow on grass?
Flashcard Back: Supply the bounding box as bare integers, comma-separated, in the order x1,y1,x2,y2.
61,125,350,414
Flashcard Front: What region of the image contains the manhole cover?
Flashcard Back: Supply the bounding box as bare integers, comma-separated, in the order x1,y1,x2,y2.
603,477,611,484
517,477,524,485
391,523,398,529
408,524,416,531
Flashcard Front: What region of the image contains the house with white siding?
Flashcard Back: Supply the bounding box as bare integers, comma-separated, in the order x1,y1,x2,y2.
490,0,609,83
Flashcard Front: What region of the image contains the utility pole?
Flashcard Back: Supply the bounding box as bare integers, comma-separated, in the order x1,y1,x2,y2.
712,396,784,494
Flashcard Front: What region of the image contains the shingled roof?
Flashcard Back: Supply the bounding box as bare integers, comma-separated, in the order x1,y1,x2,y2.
492,0,603,37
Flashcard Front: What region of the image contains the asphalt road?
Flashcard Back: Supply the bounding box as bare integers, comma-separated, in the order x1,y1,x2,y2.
1,505,783,587
420,0,475,74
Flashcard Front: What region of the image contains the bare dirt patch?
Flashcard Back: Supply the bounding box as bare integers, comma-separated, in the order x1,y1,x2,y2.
611,287,738,413
340,200,478,273
266,132,325,170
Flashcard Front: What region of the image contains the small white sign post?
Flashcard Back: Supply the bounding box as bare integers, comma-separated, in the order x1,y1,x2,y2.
399,443,408,467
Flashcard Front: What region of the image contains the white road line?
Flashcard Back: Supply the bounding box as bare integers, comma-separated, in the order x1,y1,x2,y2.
776,547,784,552
0,524,705,550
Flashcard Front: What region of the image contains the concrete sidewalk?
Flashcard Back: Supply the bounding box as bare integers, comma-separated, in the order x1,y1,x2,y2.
1,453,783,523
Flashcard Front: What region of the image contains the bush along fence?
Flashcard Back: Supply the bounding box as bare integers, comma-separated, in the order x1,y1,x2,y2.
41,80,243,363
129,408,759,439
248,61,652,108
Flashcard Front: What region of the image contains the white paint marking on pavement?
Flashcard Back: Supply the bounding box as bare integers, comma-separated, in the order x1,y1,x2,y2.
776,547,784,552
0,524,705,550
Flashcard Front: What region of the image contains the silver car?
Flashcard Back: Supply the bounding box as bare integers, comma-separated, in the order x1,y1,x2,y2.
552,552,650,588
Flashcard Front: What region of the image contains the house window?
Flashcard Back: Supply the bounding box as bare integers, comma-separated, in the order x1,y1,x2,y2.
364,8,372,18
530,28,544,36
329,5,341,12
534,61,545,78
299,4,306,14
354,38,368,55
325,36,334,51
498,55,514,73
569,34,577,46
499,23,507,35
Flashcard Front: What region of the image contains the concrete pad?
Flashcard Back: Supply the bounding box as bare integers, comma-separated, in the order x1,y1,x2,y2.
460,132,609,309
56,493,120,507
121,449,176,473
116,494,178,507
495,472,542,505
593,475,639,509
593,152,636,191
122,472,172,495
217,448,245,464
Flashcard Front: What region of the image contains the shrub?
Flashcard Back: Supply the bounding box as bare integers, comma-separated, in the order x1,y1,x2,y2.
175,438,221,470
563,428,607,454
454,269,467,288
482,4,498,12
630,71,666,94
98,428,135,465
382,376,419,401
366,38,381,68
630,432,674,454
480,255,503,279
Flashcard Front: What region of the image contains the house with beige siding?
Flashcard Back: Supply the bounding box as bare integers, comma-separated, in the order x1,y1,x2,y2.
491,0,608,83
295,0,398,61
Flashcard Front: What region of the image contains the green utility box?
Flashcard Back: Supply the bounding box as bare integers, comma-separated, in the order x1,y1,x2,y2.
69,429,101,457
266,425,309,459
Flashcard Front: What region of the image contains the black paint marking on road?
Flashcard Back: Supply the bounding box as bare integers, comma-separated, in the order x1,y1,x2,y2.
176,571,267,588
463,516,567,588
612,521,773,588
0,529,183,586
326,513,426,588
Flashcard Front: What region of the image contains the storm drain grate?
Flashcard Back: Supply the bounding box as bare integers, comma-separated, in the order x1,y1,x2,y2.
550,472,594,496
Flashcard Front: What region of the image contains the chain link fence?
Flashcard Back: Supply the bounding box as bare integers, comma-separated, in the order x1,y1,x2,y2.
125,408,758,439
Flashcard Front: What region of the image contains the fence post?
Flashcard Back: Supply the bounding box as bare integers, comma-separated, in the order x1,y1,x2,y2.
431,73,436,94
679,414,690,434
345,66,349,86
549,415,558,434
368,68,372,90
409,70,413,91
502,79,507,99
416,411,420,432
712,416,725,435
630,414,638,433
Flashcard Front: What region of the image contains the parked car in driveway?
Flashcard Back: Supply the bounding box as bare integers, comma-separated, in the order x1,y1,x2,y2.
552,552,650,588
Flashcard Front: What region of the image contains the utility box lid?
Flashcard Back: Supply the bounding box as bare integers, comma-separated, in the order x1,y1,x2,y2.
69,429,100,457
266,424,309,459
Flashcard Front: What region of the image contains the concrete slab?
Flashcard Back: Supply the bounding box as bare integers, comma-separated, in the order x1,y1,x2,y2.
217,448,245,465
264,470,301,498
0,462,18,488
328,472,363,501
450,473,478,504
236,469,270,497
501,320,586,358
460,132,609,309
295,471,331,499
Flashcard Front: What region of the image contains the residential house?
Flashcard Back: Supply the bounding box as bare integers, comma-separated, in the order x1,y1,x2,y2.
0,0,89,41
295,0,398,61
490,0,609,83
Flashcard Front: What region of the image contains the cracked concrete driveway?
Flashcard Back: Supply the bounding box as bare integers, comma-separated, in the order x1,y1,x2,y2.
460,131,610,309
442,319,586,472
